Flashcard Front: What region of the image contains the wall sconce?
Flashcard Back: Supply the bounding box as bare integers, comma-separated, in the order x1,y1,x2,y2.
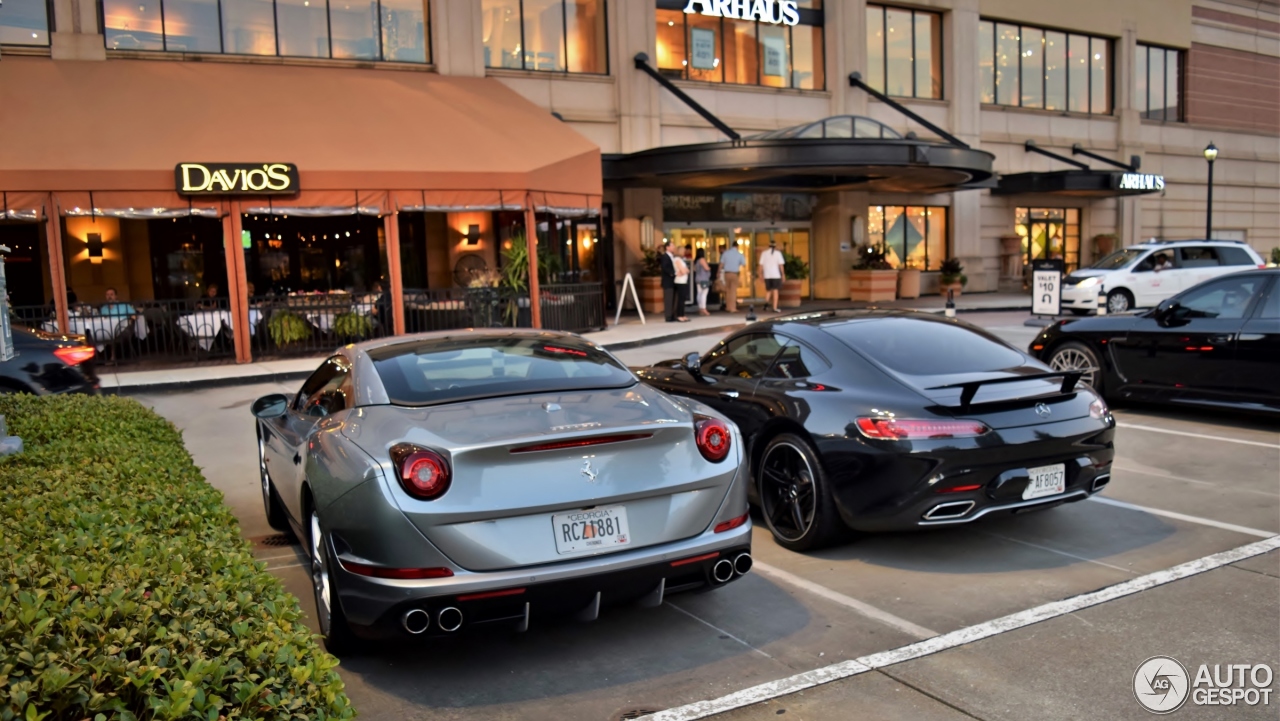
86,233,104,264
463,224,481,246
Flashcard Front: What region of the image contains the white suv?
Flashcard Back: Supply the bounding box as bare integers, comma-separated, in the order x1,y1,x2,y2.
1060,240,1266,314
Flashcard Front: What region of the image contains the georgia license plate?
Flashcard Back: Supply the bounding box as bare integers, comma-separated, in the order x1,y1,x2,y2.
552,506,631,555
1023,463,1066,500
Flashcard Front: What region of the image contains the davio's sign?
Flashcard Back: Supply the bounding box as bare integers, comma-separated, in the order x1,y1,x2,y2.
682,0,800,26
175,163,299,195
1116,173,1165,192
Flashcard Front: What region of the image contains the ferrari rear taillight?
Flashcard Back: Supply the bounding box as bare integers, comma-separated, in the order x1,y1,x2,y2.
854,418,990,440
53,346,95,366
339,560,454,580
390,444,452,500
694,414,731,462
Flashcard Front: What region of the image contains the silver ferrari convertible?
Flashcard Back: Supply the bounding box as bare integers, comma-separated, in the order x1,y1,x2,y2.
252,330,752,653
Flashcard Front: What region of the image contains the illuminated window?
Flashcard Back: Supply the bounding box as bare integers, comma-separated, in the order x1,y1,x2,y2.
0,0,51,45
1016,208,1081,271
481,0,607,74
868,206,947,271
655,0,825,90
980,20,1110,115
1136,44,1183,122
866,5,941,99
102,0,429,62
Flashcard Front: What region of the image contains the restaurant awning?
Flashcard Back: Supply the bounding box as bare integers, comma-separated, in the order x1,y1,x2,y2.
0,57,601,215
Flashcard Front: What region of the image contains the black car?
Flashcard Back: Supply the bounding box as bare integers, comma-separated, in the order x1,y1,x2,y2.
0,325,100,395
635,310,1115,550
1032,268,1279,415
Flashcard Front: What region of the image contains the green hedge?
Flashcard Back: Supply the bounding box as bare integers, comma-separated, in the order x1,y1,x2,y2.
0,395,355,721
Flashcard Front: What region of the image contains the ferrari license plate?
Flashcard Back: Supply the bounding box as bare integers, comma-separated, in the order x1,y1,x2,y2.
1023,463,1066,500
553,506,631,554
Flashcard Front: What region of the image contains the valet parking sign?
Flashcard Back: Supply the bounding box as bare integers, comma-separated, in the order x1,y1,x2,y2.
1134,656,1275,715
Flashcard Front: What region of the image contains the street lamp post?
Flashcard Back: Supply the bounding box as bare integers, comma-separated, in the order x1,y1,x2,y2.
1203,142,1218,239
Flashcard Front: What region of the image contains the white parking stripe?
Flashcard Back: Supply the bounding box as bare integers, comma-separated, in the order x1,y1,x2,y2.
1115,422,1280,449
265,561,306,571
665,602,773,660
753,562,937,640
639,534,1280,721
255,553,303,563
1088,496,1275,538
1111,462,1278,498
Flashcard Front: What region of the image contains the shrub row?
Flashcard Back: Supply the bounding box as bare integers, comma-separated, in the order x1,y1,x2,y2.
0,394,355,720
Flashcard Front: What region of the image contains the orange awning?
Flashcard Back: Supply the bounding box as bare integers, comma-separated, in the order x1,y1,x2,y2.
0,58,601,214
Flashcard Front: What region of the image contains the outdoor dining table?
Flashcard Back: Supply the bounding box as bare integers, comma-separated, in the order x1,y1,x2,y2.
177,309,263,350
42,314,148,349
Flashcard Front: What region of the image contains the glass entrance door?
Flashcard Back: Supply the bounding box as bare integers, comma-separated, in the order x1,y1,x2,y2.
1017,208,1080,271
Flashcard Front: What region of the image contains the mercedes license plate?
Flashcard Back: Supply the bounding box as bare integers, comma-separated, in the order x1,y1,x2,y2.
553,506,631,554
1023,463,1066,500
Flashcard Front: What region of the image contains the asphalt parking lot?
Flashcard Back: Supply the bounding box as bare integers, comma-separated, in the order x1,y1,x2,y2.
130,312,1279,721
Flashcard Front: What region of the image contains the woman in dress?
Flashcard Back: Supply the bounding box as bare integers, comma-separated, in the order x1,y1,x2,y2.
672,245,690,322
693,248,712,316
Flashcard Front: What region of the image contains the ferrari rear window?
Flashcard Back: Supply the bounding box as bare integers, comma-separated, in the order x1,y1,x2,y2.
369,336,635,406
829,317,1024,376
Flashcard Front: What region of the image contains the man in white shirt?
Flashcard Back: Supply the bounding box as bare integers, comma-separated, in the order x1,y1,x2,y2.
758,239,786,313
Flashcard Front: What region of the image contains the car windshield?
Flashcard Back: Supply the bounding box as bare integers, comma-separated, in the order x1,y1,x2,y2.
828,317,1025,376
1089,248,1147,270
369,335,635,406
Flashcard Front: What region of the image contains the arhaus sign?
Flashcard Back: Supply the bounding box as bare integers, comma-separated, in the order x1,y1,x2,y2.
176,163,299,195
682,0,800,26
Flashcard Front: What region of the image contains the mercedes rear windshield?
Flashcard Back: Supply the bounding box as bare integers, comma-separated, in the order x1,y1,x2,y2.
828,317,1024,376
369,335,636,406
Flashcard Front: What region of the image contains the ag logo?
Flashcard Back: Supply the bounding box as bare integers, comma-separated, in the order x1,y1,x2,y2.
1134,656,1190,714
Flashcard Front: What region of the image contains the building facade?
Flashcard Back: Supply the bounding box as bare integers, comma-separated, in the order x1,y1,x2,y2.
2,0,1277,323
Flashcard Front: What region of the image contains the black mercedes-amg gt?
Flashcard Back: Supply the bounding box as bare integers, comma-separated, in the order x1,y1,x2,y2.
635,310,1116,550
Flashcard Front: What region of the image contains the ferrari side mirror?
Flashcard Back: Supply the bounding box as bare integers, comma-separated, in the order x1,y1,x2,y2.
683,352,702,375
251,393,290,419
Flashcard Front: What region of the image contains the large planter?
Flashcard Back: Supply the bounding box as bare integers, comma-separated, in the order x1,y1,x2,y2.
897,268,921,299
848,269,898,302
780,279,804,308
938,281,964,300
1094,234,1117,258
639,276,664,314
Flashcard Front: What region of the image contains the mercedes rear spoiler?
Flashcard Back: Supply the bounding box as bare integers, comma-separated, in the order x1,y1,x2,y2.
927,370,1084,412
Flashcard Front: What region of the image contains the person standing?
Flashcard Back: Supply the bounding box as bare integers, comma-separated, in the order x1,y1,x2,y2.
718,241,745,312
758,239,786,313
694,248,712,316
658,240,680,323
672,245,691,322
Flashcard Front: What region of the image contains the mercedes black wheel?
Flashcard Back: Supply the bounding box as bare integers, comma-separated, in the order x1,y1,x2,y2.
757,434,843,552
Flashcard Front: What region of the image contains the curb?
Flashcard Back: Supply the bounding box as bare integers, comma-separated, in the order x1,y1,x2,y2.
106,305,1031,395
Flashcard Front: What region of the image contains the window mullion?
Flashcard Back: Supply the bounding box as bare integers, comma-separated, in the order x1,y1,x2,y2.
518,0,526,70
561,0,569,72
910,10,917,97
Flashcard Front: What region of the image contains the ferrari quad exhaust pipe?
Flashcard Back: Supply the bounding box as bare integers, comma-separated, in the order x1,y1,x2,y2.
401,608,430,635
733,553,753,576
923,500,976,521
712,559,735,583
1091,474,1111,493
437,606,464,633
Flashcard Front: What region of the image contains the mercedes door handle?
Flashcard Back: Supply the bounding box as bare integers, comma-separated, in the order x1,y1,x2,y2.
1209,334,1235,344
292,453,302,465
1239,333,1266,342
719,390,740,400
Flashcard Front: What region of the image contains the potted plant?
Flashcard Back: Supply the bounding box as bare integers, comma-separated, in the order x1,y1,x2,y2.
938,257,967,300
897,260,922,300
639,249,665,315
848,244,898,302
267,308,311,348
499,232,562,326
1269,247,1280,267
332,310,374,340
780,252,809,308
1094,233,1119,258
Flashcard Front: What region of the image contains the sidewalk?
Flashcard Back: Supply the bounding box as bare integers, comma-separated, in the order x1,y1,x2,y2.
102,291,1030,394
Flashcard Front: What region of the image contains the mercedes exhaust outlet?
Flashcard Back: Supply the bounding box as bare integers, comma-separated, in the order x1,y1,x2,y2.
923,500,976,520
712,559,735,583
437,607,464,633
401,608,430,635
733,553,753,576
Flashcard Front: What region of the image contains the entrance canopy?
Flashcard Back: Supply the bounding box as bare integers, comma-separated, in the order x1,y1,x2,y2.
604,116,994,193
0,57,601,216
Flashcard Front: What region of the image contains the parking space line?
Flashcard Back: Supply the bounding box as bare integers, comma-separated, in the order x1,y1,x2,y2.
265,561,306,571
1088,496,1275,538
1111,462,1278,498
1115,422,1280,449
639,534,1280,721
665,602,773,660
978,532,1137,575
255,553,303,563
752,562,937,640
